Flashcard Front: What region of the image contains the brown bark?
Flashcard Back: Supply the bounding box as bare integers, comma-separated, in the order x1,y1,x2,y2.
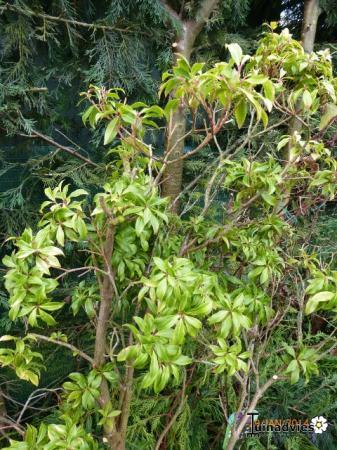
162,105,186,207
290,0,321,134
289,0,322,139
93,221,124,450
118,365,134,443
301,0,321,53
161,0,219,212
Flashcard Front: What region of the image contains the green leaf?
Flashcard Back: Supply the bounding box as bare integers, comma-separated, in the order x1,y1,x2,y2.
84,299,95,318
149,213,160,234
104,117,119,145
56,226,65,247
157,278,167,300
184,316,202,335
172,319,185,345
164,99,180,119
234,99,248,129
319,103,337,130
39,310,57,326
261,192,276,206
76,218,87,240
302,90,312,110
82,105,96,126
191,62,205,75
208,310,228,324
263,79,275,102
260,267,269,284
227,43,243,66
174,355,192,366
2,255,16,268
28,309,38,327
69,189,88,198
0,335,16,342
153,257,167,272
305,291,335,314
135,217,145,236
141,371,157,389
290,367,300,384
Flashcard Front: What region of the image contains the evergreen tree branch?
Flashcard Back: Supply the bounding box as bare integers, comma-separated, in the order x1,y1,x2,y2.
0,3,141,34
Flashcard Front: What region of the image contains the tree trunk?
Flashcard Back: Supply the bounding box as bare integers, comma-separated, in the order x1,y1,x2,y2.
290,0,321,138
93,221,125,450
301,3,328,337
279,0,322,215
162,103,186,208
161,0,219,212
301,0,321,53
288,1,321,137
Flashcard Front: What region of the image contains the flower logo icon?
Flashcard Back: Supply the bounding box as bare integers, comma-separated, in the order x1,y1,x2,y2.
311,416,328,434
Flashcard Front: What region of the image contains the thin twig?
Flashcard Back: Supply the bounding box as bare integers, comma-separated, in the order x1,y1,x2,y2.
16,388,61,424
21,129,99,167
154,375,187,450
30,333,94,365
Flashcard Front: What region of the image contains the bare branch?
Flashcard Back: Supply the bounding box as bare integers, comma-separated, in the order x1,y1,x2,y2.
154,375,187,450
227,375,283,450
16,388,61,424
26,129,99,167
31,333,94,365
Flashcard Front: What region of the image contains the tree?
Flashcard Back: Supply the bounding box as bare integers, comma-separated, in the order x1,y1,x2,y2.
2,27,337,450
0,0,251,222
0,0,176,237
160,0,252,210
283,0,337,43
160,0,219,208
283,0,322,214
301,0,322,53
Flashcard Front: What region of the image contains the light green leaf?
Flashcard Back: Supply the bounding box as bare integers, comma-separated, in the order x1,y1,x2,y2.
227,43,243,66
234,99,248,129
319,103,337,130
305,291,335,314
302,90,312,110
56,226,65,247
263,79,275,102
104,117,119,145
